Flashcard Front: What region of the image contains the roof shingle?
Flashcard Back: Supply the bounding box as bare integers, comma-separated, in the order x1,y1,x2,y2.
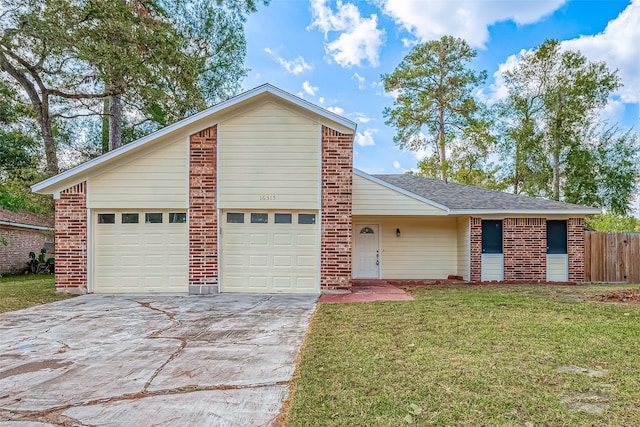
372,174,598,212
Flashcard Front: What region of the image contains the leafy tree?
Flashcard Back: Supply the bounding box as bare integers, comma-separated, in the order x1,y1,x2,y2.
585,211,638,232
563,125,639,215
382,36,487,182
498,39,622,201
0,0,263,173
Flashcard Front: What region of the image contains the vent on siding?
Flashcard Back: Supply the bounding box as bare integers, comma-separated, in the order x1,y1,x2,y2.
61,182,85,195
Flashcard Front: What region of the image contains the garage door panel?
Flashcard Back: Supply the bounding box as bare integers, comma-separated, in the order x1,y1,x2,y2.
273,234,292,245
249,255,268,266
249,233,269,245
296,277,317,290
225,233,245,245
249,276,268,287
144,233,164,246
121,255,140,266
272,277,291,288
221,210,318,293
296,255,316,267
273,256,292,267
94,210,187,293
297,234,316,246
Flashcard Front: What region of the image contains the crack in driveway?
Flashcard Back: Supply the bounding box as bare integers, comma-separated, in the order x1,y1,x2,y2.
0,380,290,425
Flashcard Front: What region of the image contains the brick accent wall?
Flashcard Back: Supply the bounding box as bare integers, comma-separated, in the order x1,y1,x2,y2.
568,217,584,282
321,126,353,289
503,217,546,281
55,182,87,293
189,126,218,286
0,227,53,274
469,217,482,281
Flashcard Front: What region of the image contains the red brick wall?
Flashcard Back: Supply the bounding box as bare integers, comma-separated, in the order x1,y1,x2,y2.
0,227,53,274
321,126,353,289
189,126,218,286
568,217,584,282
469,217,482,281
503,218,546,281
54,182,87,293
469,217,586,283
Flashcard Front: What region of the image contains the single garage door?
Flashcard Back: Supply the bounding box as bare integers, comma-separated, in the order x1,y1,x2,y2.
94,210,188,293
221,210,319,293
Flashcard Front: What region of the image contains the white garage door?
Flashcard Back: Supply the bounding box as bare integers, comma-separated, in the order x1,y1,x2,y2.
221,210,319,293
94,211,188,293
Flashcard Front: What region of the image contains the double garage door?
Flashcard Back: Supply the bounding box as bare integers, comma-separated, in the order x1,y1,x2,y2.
220,210,319,293
93,209,319,293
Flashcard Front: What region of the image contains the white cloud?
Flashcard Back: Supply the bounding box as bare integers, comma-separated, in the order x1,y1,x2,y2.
265,48,312,75
319,97,325,104
379,0,566,48
302,80,318,96
327,106,345,115
352,72,366,89
309,0,385,67
476,52,521,104
561,0,640,103
355,128,378,146
393,160,401,169
352,113,371,123
484,2,640,106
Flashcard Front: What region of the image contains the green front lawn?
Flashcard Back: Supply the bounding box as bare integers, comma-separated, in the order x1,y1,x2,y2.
0,274,76,313
285,284,640,426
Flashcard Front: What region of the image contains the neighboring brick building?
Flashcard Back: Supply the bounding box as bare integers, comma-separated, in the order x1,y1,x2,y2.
0,208,54,275
32,84,598,294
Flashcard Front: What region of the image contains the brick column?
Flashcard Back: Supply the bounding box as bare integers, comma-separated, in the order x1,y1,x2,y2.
54,182,87,293
188,126,218,293
568,217,584,283
469,217,482,281
503,218,546,282
321,126,353,290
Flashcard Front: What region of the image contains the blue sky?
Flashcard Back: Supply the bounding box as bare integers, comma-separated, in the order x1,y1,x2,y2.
243,0,639,175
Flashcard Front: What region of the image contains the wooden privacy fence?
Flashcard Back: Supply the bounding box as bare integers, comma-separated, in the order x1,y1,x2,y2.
585,231,640,283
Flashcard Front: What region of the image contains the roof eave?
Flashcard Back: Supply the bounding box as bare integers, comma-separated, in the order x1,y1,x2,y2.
449,208,602,215
32,84,357,195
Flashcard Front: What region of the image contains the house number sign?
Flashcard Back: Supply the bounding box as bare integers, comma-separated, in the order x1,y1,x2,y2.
259,195,276,201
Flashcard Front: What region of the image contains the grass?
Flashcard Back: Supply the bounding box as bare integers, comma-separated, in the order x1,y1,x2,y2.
284,284,640,426
0,274,76,313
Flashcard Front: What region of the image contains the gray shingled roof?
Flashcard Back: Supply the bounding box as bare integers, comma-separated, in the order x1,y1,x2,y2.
372,174,598,212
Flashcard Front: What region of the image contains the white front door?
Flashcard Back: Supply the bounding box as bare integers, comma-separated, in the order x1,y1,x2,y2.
353,224,380,278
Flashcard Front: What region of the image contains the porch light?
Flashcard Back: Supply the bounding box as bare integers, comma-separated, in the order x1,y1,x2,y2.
396,228,401,238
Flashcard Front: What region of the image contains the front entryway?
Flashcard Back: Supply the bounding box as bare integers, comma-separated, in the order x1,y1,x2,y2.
353,224,380,278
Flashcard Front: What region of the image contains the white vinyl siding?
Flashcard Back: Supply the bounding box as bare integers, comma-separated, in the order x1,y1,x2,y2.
352,175,447,215
93,210,188,293
353,216,457,279
89,140,187,209
457,217,470,280
221,210,319,293
481,254,504,281
218,102,320,209
547,254,568,281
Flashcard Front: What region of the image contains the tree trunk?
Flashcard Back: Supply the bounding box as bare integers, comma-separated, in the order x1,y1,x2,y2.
108,93,122,151
0,51,59,175
552,149,560,200
101,97,109,154
40,109,60,176
438,108,447,182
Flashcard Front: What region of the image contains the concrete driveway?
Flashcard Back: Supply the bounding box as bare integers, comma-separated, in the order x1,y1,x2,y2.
0,294,317,426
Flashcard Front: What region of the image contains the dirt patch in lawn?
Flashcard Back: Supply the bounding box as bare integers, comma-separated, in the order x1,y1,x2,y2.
588,288,640,304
